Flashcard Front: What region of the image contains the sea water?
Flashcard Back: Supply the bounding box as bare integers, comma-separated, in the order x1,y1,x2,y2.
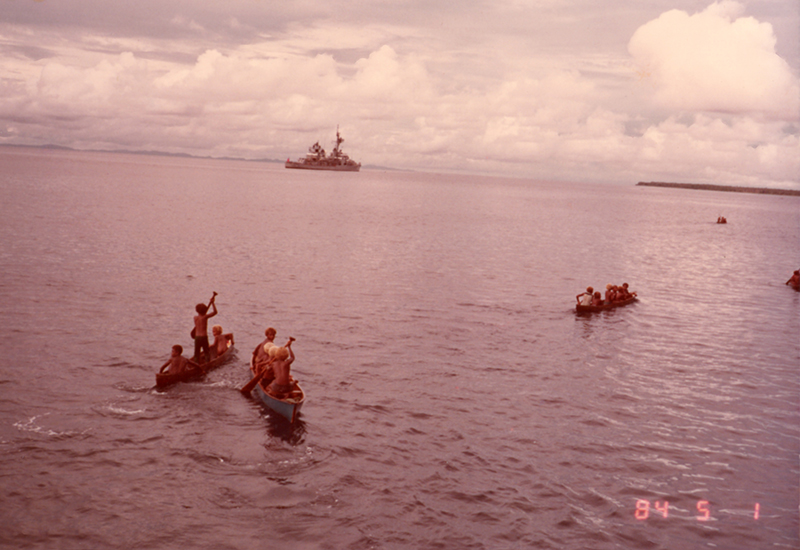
0,146,798,549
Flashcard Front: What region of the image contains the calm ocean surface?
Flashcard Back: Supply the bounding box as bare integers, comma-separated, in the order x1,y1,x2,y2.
0,147,798,550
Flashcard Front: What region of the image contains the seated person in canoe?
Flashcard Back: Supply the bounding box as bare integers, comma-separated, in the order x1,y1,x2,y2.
211,324,234,358
620,283,637,300
267,338,296,397
159,345,203,375
576,287,594,306
255,329,280,382
253,327,277,366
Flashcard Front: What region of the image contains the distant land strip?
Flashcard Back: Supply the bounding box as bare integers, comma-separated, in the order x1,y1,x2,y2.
637,181,800,196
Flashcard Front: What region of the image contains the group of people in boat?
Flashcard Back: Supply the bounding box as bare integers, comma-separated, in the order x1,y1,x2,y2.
576,283,637,307
251,327,298,398
716,216,727,224
156,291,302,401
159,292,234,376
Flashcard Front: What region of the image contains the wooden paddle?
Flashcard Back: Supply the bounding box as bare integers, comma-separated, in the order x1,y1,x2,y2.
240,357,275,395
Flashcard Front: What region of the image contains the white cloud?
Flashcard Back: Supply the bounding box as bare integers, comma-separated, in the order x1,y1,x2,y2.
628,1,799,119
0,1,797,187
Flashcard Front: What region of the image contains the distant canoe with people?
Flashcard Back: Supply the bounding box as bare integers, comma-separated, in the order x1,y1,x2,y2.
787,270,800,291
576,295,638,314
575,283,638,314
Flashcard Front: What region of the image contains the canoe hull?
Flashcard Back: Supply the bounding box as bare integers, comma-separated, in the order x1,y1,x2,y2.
156,341,235,388
576,296,638,313
249,355,305,423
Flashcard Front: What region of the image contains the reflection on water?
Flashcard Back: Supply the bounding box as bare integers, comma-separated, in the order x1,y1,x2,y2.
260,406,307,446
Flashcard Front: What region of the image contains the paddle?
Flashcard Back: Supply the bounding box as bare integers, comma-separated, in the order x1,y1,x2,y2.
240,357,275,395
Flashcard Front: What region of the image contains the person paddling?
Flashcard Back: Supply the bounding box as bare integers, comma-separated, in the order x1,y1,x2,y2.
211,325,234,358
576,287,594,306
159,345,203,375
267,338,296,397
193,292,218,363
241,337,295,396
252,327,277,367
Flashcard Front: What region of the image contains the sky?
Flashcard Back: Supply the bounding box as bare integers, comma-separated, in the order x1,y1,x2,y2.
1,0,798,187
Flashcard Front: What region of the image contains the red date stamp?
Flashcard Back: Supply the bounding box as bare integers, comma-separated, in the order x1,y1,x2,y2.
635,499,760,521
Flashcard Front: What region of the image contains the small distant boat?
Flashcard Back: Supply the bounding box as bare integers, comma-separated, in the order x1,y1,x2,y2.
249,355,305,423
576,296,638,314
716,216,727,224
786,272,800,291
156,339,235,388
285,126,361,172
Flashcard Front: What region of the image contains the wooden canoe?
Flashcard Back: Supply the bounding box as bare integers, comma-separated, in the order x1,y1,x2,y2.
576,296,638,313
155,338,236,388
249,355,305,423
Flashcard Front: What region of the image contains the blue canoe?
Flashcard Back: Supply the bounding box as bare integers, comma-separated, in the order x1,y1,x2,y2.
249,355,305,423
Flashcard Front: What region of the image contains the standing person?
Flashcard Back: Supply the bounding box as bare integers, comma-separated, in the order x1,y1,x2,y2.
576,287,594,306
193,292,217,363
268,337,296,397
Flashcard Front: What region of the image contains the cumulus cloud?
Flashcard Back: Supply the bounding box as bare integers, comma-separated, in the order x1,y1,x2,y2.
0,1,797,187
628,1,799,119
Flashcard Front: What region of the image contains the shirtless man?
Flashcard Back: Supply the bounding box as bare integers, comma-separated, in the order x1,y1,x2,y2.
211,325,234,358
576,287,594,306
193,293,217,363
621,282,637,299
268,337,296,397
252,327,277,366
159,345,202,375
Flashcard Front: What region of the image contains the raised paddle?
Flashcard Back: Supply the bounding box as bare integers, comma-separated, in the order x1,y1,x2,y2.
240,336,295,395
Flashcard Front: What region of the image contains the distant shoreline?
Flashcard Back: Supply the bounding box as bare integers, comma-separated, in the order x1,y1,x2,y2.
637,181,800,196
0,142,401,171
